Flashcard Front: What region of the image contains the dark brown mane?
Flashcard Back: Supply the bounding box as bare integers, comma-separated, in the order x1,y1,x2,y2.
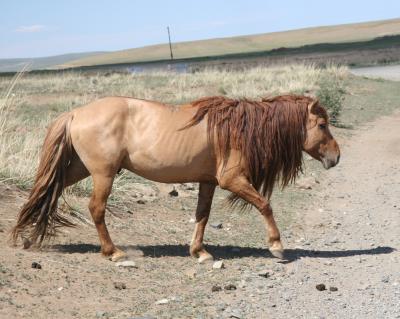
184,95,316,200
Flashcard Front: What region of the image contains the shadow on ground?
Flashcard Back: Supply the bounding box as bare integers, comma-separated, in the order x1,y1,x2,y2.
49,243,395,262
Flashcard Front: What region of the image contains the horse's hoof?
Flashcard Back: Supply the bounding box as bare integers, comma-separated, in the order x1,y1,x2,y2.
269,241,284,259
198,252,214,264
109,249,127,262
270,248,285,259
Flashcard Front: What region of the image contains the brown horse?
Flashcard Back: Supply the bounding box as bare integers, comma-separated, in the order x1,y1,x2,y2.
11,95,340,262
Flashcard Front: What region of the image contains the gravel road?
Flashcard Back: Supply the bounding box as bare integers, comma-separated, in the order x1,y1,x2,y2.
0,105,399,318
351,64,400,81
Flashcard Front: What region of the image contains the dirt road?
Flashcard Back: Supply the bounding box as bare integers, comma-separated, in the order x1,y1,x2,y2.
0,112,399,318
351,64,400,81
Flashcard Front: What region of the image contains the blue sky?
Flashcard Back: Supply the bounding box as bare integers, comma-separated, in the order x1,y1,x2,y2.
2,0,400,59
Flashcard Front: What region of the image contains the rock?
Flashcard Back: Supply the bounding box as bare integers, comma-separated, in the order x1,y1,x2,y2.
114,282,126,290
258,271,271,278
212,261,224,269
224,284,237,291
31,262,41,269
210,222,223,229
169,189,179,197
155,298,169,305
229,309,243,318
296,177,316,190
96,311,107,318
329,286,338,292
189,218,196,223
212,285,222,292
185,268,197,278
115,260,137,268
381,276,390,283
137,199,146,204
316,283,326,291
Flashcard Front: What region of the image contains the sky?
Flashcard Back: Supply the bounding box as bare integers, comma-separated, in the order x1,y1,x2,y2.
1,0,400,59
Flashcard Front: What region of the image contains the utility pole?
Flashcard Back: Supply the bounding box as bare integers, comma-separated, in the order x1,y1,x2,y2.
167,26,174,60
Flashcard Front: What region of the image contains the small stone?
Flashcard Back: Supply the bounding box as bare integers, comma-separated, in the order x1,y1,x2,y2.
210,222,223,229
137,199,146,204
229,309,242,318
316,284,326,291
381,276,390,283
224,284,237,291
169,189,178,197
185,268,197,278
96,311,107,318
57,287,63,291
31,262,41,269
212,260,224,269
115,260,137,268
329,286,338,292
189,218,196,223
258,271,271,278
114,282,126,290
155,298,169,305
212,285,222,292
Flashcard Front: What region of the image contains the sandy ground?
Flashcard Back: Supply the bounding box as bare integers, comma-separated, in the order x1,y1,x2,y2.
1,111,400,318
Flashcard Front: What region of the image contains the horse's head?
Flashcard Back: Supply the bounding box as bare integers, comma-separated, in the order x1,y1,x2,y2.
303,100,340,169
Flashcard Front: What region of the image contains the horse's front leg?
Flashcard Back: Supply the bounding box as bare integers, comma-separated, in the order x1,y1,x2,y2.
221,176,284,259
190,182,216,263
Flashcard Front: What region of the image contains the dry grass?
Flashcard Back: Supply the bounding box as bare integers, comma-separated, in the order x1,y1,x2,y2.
0,64,348,204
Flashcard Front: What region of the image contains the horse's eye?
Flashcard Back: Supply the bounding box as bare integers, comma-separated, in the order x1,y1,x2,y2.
319,123,326,129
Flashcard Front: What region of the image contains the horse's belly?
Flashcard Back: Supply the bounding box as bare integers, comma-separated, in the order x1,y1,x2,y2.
124,147,216,183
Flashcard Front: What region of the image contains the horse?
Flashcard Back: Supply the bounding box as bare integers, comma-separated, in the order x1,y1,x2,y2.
11,94,340,262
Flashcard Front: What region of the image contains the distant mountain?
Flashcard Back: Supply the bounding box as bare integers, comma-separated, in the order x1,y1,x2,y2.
0,52,107,72
2,17,400,73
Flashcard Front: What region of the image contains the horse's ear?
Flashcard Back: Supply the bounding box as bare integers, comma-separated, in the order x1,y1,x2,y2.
307,99,319,114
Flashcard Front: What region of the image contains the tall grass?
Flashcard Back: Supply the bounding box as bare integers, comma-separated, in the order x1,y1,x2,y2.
0,63,348,204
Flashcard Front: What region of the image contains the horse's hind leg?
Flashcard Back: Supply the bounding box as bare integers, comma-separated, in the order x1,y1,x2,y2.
190,182,216,263
221,176,284,259
89,174,126,261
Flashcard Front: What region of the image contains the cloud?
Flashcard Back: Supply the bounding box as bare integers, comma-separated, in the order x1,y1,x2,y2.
15,25,46,33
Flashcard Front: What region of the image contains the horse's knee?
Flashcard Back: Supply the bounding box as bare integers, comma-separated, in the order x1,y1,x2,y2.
260,202,273,216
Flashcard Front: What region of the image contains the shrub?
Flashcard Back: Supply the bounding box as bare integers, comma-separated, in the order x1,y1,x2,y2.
317,74,346,125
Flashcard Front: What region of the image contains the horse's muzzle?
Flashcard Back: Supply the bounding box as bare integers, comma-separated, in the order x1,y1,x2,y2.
322,153,340,169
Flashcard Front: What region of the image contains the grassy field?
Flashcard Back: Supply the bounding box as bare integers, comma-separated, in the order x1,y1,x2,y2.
58,18,400,68
0,64,346,190
1,62,400,224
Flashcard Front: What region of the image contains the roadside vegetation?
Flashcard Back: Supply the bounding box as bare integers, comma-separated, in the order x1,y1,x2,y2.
0,64,347,195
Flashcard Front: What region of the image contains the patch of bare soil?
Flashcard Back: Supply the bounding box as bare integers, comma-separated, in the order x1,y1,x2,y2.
0,113,399,318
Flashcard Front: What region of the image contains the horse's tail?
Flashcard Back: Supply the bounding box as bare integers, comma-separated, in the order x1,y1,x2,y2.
11,112,75,246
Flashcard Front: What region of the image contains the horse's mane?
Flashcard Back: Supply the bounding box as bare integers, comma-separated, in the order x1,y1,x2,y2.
184,95,317,201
